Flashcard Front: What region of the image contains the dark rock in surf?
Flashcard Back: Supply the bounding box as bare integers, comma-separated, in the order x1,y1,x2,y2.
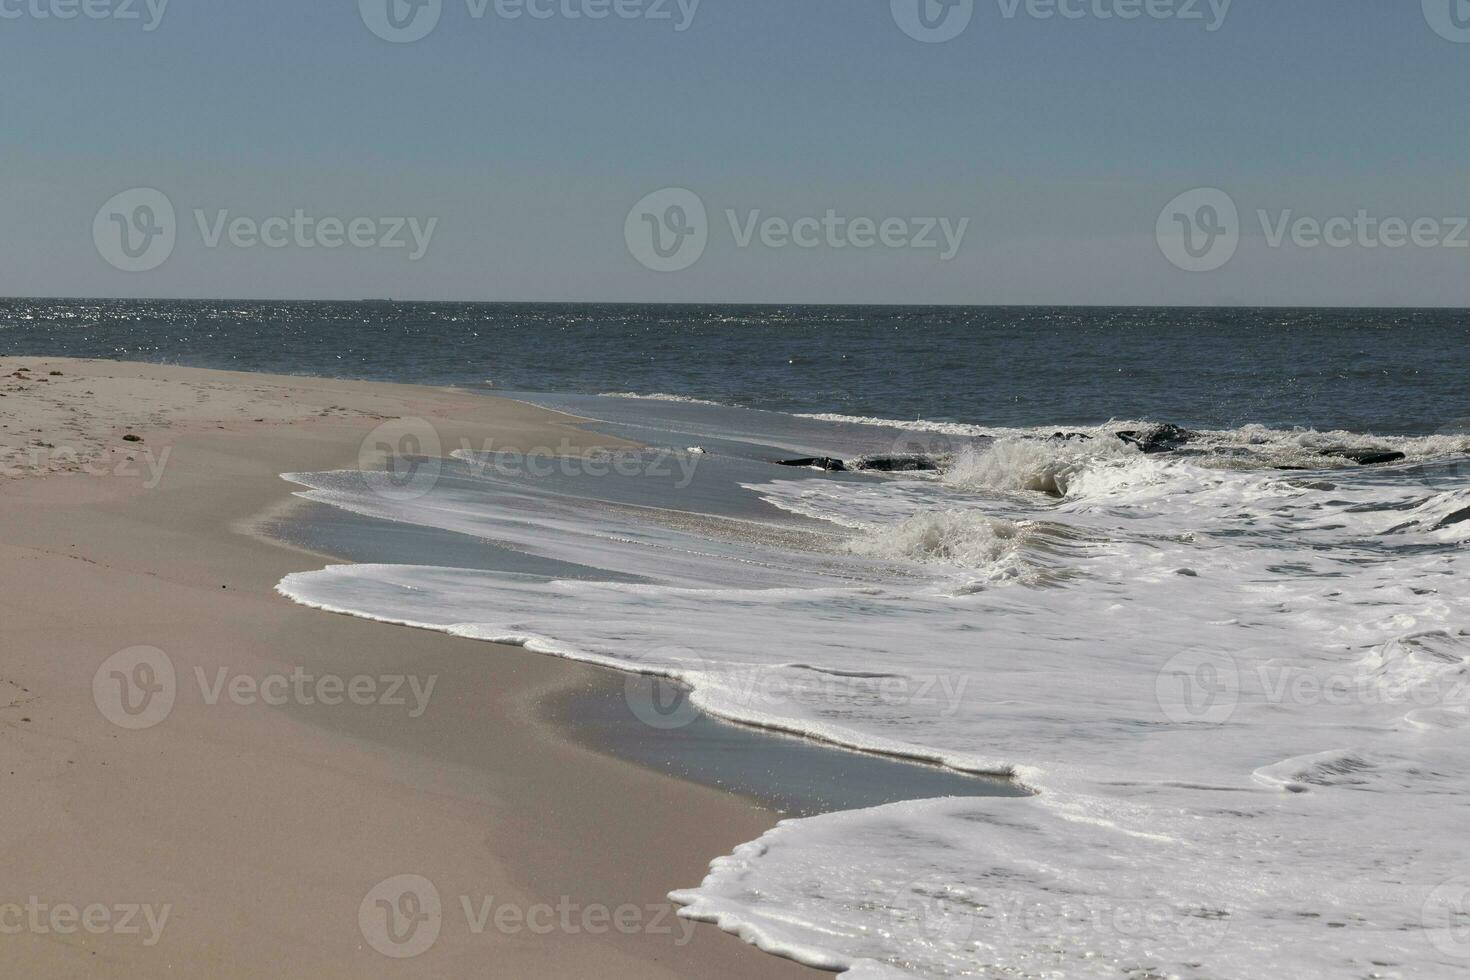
777,457,848,472
1114,423,1198,454
851,454,942,473
1051,432,1093,442
775,453,950,474
1435,506,1470,530
775,454,944,473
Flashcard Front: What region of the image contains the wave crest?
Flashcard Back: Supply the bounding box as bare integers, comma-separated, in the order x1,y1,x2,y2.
940,439,1137,497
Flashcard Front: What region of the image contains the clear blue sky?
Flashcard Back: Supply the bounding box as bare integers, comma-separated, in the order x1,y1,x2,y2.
4,1,1468,305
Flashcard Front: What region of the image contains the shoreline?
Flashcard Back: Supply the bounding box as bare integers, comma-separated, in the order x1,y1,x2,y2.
542,674,1023,818
0,357,820,977
260,494,1023,816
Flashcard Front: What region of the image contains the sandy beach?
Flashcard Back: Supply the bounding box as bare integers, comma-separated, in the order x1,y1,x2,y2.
0,357,818,978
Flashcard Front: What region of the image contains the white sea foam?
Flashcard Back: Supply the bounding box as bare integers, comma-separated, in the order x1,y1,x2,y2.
276,412,1470,979
597,391,728,406
940,438,1140,496
794,411,995,436
800,411,1470,472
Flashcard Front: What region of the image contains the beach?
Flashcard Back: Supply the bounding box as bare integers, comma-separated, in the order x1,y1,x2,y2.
0,357,818,978
3,335,1466,979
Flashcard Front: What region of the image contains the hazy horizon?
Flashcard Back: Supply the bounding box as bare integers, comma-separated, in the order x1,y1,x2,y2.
7,296,1470,312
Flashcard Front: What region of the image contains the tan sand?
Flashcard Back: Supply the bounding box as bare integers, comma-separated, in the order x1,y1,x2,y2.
0,358,820,978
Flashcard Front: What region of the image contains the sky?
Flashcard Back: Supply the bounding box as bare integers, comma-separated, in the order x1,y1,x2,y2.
4,0,1470,305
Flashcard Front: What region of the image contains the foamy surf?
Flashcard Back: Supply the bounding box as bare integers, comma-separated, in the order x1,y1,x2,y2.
275,398,1470,979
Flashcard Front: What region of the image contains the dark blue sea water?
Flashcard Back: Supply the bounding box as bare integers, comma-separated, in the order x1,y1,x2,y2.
1,299,1465,435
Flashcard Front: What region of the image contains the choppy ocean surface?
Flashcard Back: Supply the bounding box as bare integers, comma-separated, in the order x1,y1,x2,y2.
7,301,1470,978
2,299,1466,434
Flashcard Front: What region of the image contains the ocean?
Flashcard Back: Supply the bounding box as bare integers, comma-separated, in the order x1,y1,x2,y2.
6,300,1469,978
1,299,1464,434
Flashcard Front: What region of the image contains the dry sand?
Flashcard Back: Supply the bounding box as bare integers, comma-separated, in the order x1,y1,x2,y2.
0,357,819,978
